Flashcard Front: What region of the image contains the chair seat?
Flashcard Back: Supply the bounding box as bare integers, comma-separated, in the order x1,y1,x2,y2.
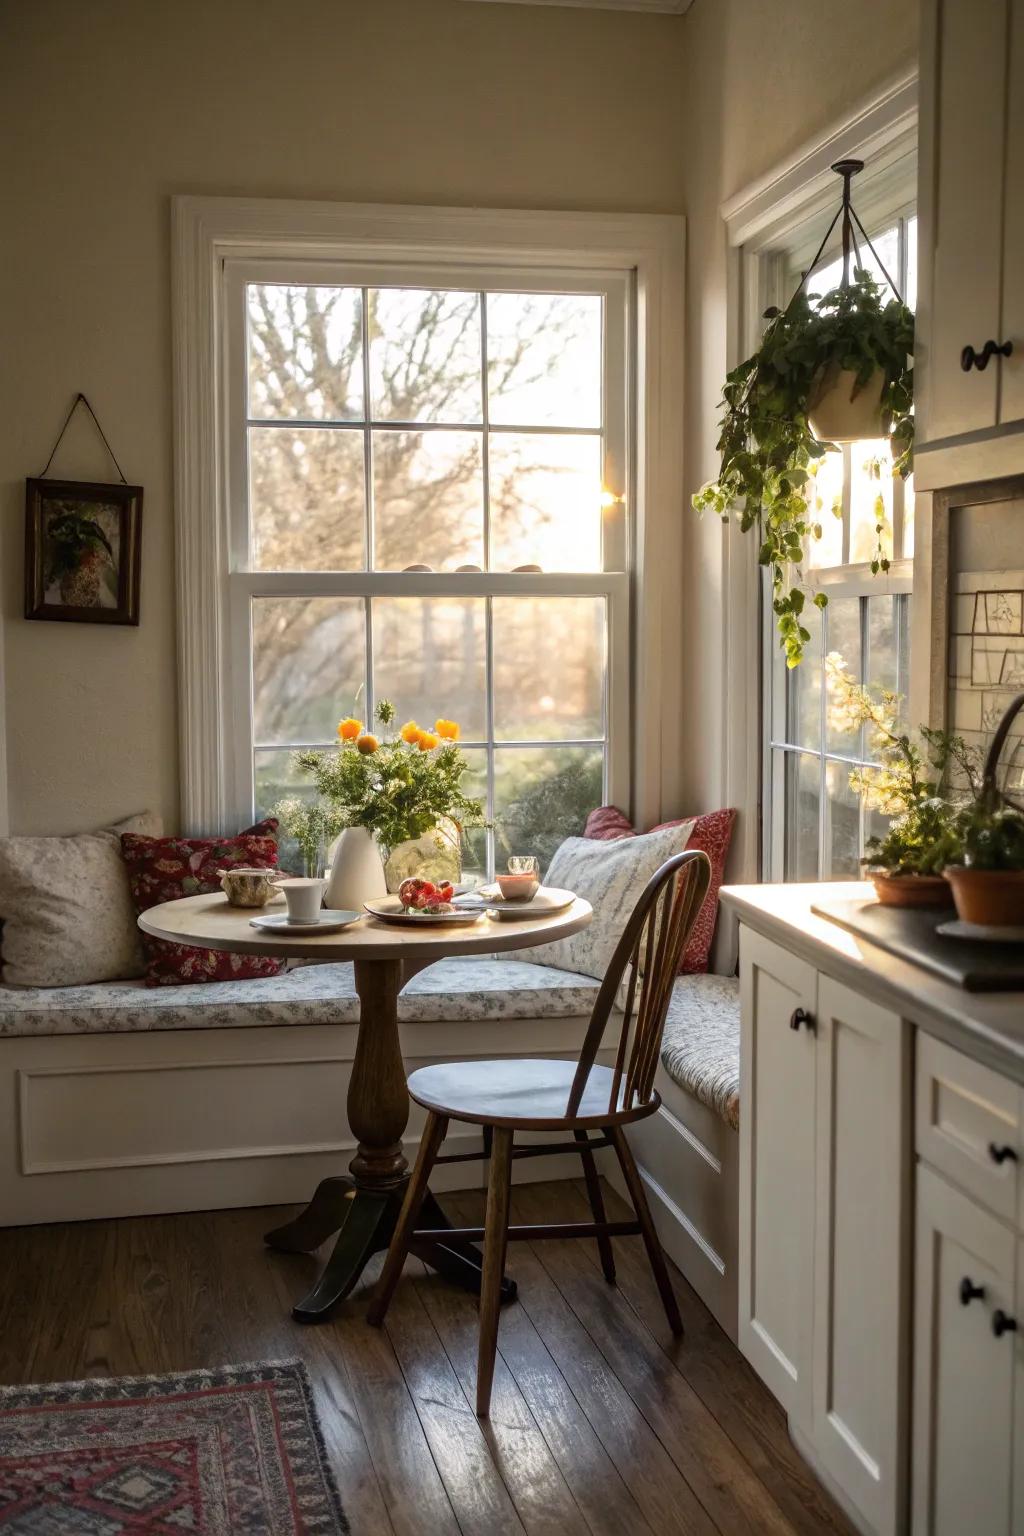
407,1057,659,1129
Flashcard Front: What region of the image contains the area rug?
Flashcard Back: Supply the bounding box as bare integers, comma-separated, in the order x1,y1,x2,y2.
0,1358,349,1533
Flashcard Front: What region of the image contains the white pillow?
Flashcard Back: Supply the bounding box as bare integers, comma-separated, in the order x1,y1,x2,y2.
515,824,689,981
0,811,163,988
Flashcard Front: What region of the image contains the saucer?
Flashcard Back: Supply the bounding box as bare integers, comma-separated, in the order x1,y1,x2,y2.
455,886,576,920
249,910,360,935
936,918,1024,943
364,897,484,926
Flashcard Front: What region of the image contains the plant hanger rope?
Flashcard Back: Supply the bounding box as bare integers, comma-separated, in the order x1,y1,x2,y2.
39,392,128,483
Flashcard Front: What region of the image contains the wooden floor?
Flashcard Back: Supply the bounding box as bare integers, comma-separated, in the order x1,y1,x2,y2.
0,1178,854,1536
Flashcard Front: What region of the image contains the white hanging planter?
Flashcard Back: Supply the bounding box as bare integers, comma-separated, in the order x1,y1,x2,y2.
807,363,887,444
324,826,387,911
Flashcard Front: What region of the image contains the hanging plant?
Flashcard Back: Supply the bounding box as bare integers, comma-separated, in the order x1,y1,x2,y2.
693,162,915,667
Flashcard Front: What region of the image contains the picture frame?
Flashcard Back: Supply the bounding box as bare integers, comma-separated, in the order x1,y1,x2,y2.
24,477,143,625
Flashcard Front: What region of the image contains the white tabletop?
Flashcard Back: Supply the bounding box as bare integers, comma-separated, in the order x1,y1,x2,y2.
139,891,593,963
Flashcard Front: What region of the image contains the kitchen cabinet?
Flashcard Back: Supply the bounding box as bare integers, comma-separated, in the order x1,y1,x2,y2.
916,0,1024,486
738,928,910,1535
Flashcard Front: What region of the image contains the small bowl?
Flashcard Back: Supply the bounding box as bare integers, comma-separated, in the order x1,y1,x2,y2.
220,867,281,908
496,871,540,902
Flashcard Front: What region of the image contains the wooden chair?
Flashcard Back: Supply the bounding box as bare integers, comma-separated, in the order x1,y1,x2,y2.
367,848,712,1415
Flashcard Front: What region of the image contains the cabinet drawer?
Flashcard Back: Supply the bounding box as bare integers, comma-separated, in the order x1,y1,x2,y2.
916,1034,1020,1222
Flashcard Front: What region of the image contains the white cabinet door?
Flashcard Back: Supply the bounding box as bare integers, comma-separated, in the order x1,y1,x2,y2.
812,978,910,1536
1014,1236,1024,1536
738,927,817,1428
999,0,1024,426
920,0,1006,444
912,1164,1016,1536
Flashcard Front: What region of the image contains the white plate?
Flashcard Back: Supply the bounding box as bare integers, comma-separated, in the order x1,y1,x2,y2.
364,897,484,926
936,918,1024,943
249,910,360,935
455,886,576,920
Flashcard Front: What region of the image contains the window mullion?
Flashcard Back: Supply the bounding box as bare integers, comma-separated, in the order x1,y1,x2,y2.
361,287,375,718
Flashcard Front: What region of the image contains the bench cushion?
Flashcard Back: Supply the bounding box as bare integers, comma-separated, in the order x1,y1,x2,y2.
660,973,740,1130
0,958,603,1038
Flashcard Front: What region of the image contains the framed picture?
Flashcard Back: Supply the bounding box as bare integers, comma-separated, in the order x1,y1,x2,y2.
24,478,143,625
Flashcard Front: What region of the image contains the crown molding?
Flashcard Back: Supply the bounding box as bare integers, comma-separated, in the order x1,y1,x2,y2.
462,1,692,13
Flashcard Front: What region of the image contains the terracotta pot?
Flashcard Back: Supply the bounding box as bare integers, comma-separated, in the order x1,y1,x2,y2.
870,872,952,909
807,364,886,444
944,866,1024,926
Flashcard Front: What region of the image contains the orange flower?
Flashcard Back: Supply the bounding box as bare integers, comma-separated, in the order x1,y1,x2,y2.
356,732,378,755
400,721,421,745
434,718,460,741
415,730,439,751
337,717,363,742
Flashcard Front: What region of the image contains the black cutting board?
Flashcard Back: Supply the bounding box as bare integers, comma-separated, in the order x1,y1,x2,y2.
811,899,1024,992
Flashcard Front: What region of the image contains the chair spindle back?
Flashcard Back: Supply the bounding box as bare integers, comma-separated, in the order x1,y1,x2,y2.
565,849,712,1119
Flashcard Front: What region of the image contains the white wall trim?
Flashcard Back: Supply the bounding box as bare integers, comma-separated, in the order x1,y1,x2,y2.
716,69,919,890
172,195,685,835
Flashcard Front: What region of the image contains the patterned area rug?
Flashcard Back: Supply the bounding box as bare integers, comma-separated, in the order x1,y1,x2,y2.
0,1359,348,1533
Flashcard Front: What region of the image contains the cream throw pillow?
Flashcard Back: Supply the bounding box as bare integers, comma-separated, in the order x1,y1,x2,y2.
0,811,163,988
514,824,691,982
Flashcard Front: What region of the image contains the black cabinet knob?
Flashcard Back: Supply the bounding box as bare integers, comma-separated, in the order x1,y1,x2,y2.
960,1276,986,1306
961,339,1014,372
989,1142,1018,1165
789,1007,815,1032
992,1310,1018,1338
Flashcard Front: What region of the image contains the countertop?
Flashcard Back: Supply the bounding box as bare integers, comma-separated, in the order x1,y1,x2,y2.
721,881,1024,1085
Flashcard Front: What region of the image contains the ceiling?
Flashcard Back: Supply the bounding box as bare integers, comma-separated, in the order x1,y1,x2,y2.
463,1,693,14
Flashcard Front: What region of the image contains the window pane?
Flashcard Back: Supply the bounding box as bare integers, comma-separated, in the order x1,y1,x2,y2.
488,433,603,572
784,604,823,750
252,597,366,744
487,293,602,428
247,284,363,422
806,450,845,568
825,596,863,756
826,758,862,878
805,253,844,303
372,430,484,571
458,748,489,886
372,596,487,741
249,427,365,571
368,289,482,423
492,596,605,740
784,752,820,880
866,595,899,694
849,439,894,566
857,224,900,303
493,745,603,876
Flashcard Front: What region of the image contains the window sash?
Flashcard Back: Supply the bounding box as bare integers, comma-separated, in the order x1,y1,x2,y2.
221,258,632,856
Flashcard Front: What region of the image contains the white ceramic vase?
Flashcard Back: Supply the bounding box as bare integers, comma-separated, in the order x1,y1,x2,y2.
324,826,387,911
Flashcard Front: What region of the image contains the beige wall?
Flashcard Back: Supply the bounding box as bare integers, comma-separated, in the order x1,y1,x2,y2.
0,0,919,839
0,0,687,835
677,0,919,816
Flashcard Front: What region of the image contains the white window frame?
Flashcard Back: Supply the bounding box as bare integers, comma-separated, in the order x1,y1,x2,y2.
717,67,919,885
171,197,685,837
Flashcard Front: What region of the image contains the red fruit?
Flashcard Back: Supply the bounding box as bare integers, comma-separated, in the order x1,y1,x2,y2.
435,881,454,903
399,877,437,910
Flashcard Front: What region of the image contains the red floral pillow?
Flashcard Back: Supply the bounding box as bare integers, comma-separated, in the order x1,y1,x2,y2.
583,805,736,973
120,820,283,988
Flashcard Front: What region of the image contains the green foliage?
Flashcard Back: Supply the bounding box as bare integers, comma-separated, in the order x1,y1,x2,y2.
693,271,914,665
293,700,485,855
825,655,979,876
272,796,347,875
956,799,1024,872
44,508,115,583
494,756,602,874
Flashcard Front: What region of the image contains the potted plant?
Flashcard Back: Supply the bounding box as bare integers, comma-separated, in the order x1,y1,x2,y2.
272,796,347,878
45,507,116,608
825,655,978,906
693,269,914,666
944,695,1024,927
293,699,486,907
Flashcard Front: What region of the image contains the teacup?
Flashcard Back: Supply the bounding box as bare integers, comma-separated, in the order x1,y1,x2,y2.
220,867,282,908
278,876,328,924
496,856,540,902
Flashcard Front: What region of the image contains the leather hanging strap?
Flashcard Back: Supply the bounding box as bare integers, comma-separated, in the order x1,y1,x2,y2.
38,392,128,483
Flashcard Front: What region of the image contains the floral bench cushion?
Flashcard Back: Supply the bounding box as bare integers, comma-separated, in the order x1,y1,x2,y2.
0,958,603,1038
660,973,741,1130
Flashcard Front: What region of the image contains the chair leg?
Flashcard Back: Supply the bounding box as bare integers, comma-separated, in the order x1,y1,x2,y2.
609,1124,683,1336
476,1125,513,1417
574,1130,616,1284
367,1112,447,1327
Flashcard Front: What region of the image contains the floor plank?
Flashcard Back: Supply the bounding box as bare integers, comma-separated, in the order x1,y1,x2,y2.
0,1181,856,1536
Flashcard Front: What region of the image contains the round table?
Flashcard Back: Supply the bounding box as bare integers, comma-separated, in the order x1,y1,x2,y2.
139,891,592,1321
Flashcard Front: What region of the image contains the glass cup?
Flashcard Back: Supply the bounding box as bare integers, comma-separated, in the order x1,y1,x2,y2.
497,855,540,901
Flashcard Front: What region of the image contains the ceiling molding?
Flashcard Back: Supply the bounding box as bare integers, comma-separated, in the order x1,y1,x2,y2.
462,1,692,14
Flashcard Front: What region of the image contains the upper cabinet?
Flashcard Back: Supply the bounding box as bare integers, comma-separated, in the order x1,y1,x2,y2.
916,0,1024,487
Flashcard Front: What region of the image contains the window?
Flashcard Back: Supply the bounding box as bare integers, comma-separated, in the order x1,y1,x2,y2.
763,210,916,880
224,262,631,876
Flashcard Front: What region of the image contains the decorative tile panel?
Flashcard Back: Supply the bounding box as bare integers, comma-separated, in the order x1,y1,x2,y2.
949,571,1024,793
